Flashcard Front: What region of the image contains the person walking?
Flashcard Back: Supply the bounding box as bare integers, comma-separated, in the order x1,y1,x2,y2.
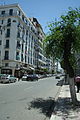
75,76,80,93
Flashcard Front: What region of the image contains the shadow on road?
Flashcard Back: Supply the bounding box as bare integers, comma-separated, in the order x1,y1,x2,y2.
28,97,55,118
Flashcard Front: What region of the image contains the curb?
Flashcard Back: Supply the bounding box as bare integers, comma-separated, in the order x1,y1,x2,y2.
49,86,63,120
50,79,65,120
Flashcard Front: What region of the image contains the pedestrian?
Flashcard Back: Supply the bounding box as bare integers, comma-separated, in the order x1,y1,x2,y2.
75,76,80,93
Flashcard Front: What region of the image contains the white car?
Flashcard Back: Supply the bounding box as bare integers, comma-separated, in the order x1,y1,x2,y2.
8,75,17,83
1,75,17,83
22,75,28,81
1,74,9,83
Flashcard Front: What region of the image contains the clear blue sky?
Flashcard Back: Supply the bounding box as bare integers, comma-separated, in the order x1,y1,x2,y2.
0,0,80,33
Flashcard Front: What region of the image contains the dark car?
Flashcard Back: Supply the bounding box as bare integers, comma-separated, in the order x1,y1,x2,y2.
55,75,60,79
27,74,38,81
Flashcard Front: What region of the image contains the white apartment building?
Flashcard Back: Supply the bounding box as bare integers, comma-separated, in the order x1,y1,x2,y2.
46,58,54,73
0,3,50,77
29,18,47,71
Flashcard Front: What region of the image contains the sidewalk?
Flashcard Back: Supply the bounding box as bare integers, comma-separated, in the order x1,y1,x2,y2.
50,85,80,120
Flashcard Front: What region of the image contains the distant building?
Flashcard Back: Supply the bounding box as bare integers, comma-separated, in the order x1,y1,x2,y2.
46,58,54,73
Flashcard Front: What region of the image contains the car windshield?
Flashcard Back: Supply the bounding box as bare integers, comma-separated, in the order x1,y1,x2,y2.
3,75,8,77
10,75,14,77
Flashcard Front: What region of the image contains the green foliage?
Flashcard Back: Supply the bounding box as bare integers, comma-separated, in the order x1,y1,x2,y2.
45,7,80,72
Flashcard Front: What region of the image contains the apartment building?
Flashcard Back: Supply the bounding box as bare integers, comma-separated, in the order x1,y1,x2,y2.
46,58,54,73
0,3,52,77
29,18,47,72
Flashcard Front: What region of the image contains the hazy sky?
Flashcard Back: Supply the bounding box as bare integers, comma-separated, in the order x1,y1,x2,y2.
0,0,80,33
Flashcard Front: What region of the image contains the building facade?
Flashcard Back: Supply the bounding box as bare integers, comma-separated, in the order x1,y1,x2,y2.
0,4,54,77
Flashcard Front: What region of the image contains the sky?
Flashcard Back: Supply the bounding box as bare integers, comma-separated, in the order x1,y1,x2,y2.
0,0,80,33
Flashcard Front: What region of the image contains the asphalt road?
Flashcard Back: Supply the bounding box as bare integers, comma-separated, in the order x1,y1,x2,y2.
0,76,63,120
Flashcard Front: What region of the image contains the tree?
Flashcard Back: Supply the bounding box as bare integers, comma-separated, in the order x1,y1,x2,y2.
45,7,80,105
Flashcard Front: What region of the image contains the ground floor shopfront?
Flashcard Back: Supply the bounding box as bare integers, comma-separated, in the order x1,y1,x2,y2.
1,65,35,79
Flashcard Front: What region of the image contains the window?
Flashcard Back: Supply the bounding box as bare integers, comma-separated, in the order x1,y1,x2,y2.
4,51,9,60
21,54,23,61
26,30,28,35
17,41,21,48
0,40,2,45
6,29,10,37
16,52,20,60
19,11,20,16
29,34,31,38
25,55,26,62
5,40,9,48
28,56,29,63
22,15,24,21
26,20,28,25
5,63,9,67
17,31,20,38
22,44,23,52
7,18,11,26
16,52,19,56
9,9,13,15
2,20,4,24
0,51,1,56
1,11,5,15
31,58,32,64
13,20,16,22
16,64,18,68
26,37,27,41
0,30,2,35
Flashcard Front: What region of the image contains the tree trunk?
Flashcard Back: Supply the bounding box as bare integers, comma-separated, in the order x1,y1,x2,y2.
61,31,78,105
69,77,78,105
65,74,69,84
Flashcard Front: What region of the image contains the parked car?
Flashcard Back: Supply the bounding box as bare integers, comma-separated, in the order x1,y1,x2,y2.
0,74,6,79
0,74,6,83
22,75,28,81
55,74,60,79
8,75,17,83
27,74,38,81
1,74,10,83
1,74,17,83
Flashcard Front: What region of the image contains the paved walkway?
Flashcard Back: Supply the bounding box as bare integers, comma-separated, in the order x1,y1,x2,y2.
50,85,80,120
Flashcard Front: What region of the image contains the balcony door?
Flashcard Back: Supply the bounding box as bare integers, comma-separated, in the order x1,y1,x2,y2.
9,9,13,16
5,51,9,60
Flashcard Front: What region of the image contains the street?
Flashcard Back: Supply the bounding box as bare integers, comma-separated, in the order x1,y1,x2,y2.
0,76,63,120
